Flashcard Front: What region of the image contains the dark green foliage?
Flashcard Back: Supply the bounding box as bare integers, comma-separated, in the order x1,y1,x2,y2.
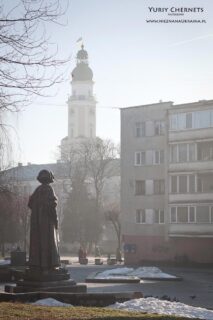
0,189,22,255
61,179,103,246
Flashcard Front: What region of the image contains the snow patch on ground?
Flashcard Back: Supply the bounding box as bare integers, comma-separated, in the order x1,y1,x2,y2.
0,260,10,266
32,298,72,307
130,267,177,279
30,296,213,319
94,267,177,279
109,297,213,319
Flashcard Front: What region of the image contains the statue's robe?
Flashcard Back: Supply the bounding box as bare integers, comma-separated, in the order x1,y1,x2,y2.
28,184,60,269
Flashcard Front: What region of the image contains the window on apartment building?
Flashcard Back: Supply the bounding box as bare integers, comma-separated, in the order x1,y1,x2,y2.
171,205,212,224
135,151,146,165
135,152,141,165
178,113,186,130
186,113,193,129
154,180,165,194
189,143,196,161
179,144,188,162
154,150,164,164
141,151,146,165
211,207,213,223
177,207,188,223
135,150,164,166
170,144,178,162
189,206,196,223
197,142,213,161
189,175,195,193
170,114,177,130
197,177,203,193
195,111,211,129
160,150,164,164
179,175,187,193
135,180,145,195
170,207,177,223
171,175,196,193
154,209,165,224
171,206,195,223
170,143,196,163
135,122,145,137
170,109,213,131
154,121,165,135
196,206,210,223
171,176,177,193
136,209,146,223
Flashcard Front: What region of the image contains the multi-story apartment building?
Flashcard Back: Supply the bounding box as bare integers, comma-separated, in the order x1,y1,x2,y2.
121,99,213,264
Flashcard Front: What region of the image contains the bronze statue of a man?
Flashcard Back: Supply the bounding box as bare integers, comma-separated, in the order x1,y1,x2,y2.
28,170,60,271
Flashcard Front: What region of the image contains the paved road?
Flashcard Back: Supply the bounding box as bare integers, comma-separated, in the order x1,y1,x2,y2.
66,259,213,309
1,256,213,309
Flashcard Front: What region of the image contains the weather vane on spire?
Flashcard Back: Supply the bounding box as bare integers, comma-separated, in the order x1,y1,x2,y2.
76,37,83,48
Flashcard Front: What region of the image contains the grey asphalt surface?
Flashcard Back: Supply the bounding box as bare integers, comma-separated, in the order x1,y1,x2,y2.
1,256,213,309
65,257,213,309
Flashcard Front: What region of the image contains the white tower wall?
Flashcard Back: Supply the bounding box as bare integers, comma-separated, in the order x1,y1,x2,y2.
60,45,96,160
68,46,96,141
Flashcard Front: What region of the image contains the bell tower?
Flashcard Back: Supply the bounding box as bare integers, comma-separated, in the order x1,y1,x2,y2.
68,44,96,140
60,44,96,160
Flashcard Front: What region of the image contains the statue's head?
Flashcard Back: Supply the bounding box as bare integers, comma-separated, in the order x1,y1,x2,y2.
37,170,54,184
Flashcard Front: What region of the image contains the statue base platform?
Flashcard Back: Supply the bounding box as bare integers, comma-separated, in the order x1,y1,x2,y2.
5,267,87,294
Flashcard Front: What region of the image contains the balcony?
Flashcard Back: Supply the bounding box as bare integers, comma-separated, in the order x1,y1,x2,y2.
169,127,213,142
169,161,213,172
169,192,213,203
169,172,213,202
169,140,213,172
169,224,213,237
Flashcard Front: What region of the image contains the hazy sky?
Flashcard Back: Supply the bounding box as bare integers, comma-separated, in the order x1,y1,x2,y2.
9,0,213,164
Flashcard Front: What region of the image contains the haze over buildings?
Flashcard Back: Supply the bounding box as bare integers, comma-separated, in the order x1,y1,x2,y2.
7,0,213,165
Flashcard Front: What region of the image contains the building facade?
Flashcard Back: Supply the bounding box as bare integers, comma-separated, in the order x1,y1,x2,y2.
121,99,213,264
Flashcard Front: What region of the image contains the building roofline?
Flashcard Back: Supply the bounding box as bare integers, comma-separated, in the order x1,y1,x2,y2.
170,99,213,110
120,101,173,111
120,99,213,111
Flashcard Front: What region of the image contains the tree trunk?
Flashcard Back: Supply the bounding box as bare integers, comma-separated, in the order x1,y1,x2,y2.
1,243,5,257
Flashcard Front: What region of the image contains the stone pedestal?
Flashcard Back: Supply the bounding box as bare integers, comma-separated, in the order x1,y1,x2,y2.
95,258,103,265
79,258,88,265
11,251,26,266
5,267,87,294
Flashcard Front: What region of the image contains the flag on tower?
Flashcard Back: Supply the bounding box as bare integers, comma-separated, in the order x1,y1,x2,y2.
76,37,83,43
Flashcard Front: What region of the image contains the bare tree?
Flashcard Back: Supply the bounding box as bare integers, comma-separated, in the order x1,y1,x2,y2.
0,119,13,170
61,138,118,203
16,194,30,252
81,138,118,208
0,188,22,256
0,0,69,112
61,173,102,249
60,137,118,248
105,206,122,261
